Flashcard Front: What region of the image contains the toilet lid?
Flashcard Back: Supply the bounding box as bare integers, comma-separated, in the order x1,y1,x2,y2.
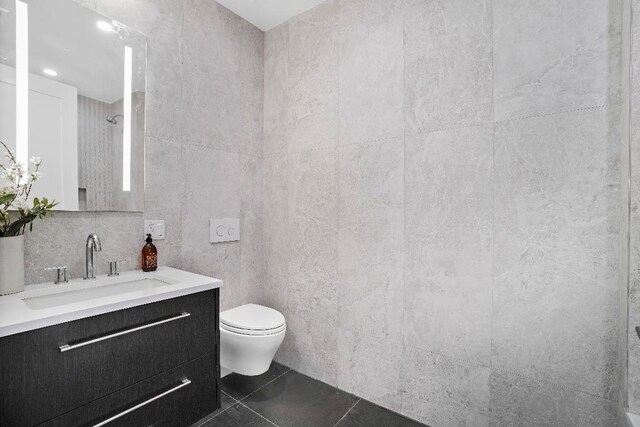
220,304,285,332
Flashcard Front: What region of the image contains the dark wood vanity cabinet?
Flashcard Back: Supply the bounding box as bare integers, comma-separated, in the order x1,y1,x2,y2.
0,289,220,427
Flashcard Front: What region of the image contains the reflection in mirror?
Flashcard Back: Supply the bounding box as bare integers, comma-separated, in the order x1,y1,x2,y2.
0,0,146,211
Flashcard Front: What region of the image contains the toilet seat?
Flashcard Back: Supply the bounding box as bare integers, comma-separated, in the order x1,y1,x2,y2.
220,304,286,336
220,322,286,336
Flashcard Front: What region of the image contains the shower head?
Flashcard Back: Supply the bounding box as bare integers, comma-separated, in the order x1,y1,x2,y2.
106,114,123,124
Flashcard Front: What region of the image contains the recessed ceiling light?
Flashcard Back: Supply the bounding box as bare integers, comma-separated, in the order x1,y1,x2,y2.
43,69,57,77
96,20,114,32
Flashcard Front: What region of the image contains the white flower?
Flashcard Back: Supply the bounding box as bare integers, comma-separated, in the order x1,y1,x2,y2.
30,171,42,181
10,193,28,209
1,169,17,182
30,156,41,167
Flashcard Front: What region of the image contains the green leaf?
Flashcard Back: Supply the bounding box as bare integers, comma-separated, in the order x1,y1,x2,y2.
0,194,15,205
5,214,36,236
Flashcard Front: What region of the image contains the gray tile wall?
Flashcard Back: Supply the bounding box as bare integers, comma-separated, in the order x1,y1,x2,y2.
628,0,640,415
24,0,264,312
263,0,623,425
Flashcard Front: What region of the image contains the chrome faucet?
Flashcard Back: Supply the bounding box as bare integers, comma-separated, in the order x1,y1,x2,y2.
84,233,102,280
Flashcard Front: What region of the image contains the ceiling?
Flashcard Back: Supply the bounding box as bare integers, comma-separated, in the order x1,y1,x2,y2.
0,0,145,104
215,0,328,31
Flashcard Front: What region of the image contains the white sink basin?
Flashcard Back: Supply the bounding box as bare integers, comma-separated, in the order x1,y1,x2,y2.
22,277,175,310
0,267,222,338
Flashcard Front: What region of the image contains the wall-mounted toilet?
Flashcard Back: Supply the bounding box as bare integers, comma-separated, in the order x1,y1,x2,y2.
220,304,286,376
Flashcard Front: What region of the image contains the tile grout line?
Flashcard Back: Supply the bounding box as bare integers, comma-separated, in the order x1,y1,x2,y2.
178,0,185,270
337,0,343,394
400,0,407,416
194,408,229,426
489,0,496,382
625,0,634,412
222,389,240,403
194,390,239,426
238,368,292,403
332,398,361,427
237,400,281,427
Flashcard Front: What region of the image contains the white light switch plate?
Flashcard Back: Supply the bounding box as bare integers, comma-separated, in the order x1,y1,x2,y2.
144,220,165,240
210,218,240,243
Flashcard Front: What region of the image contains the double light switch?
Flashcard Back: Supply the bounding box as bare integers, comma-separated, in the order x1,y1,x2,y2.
144,220,165,240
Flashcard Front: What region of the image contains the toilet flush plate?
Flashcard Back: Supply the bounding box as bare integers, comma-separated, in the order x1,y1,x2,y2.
210,218,240,243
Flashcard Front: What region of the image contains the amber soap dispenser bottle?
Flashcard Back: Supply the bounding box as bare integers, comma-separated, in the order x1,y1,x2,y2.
141,233,158,272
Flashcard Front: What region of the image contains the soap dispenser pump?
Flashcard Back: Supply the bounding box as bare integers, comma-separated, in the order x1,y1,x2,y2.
141,233,158,272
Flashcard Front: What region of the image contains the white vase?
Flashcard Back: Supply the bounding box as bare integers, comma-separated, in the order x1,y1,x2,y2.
0,235,25,295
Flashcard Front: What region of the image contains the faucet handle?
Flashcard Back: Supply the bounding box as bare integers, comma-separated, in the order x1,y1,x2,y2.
45,266,68,284
107,260,124,277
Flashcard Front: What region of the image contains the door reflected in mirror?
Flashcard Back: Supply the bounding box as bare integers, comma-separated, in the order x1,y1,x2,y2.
0,0,146,211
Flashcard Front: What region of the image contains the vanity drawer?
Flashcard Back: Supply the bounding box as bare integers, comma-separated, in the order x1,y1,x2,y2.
40,353,218,427
0,289,218,427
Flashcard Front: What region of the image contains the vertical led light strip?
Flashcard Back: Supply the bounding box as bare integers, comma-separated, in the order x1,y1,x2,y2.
15,0,28,170
122,45,132,192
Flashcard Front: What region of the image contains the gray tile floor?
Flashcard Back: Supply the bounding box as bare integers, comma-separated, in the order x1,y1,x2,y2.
193,363,427,427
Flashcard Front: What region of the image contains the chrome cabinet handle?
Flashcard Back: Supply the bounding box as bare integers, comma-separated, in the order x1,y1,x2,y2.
92,378,192,427
59,312,191,352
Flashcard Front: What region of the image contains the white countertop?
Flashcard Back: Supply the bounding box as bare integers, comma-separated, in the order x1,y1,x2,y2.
0,267,222,338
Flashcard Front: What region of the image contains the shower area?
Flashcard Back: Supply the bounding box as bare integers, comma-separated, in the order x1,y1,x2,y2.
77,92,144,211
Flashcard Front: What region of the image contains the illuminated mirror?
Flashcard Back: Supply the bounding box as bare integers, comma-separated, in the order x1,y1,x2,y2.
0,0,146,211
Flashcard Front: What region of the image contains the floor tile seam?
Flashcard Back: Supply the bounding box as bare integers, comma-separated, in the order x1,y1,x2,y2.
332,398,361,427
193,417,212,427
222,389,240,402
237,400,281,427
196,390,240,424
197,406,231,424
195,404,233,426
238,368,292,403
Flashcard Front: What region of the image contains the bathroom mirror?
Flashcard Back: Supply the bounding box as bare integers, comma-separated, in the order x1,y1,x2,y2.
0,0,146,211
